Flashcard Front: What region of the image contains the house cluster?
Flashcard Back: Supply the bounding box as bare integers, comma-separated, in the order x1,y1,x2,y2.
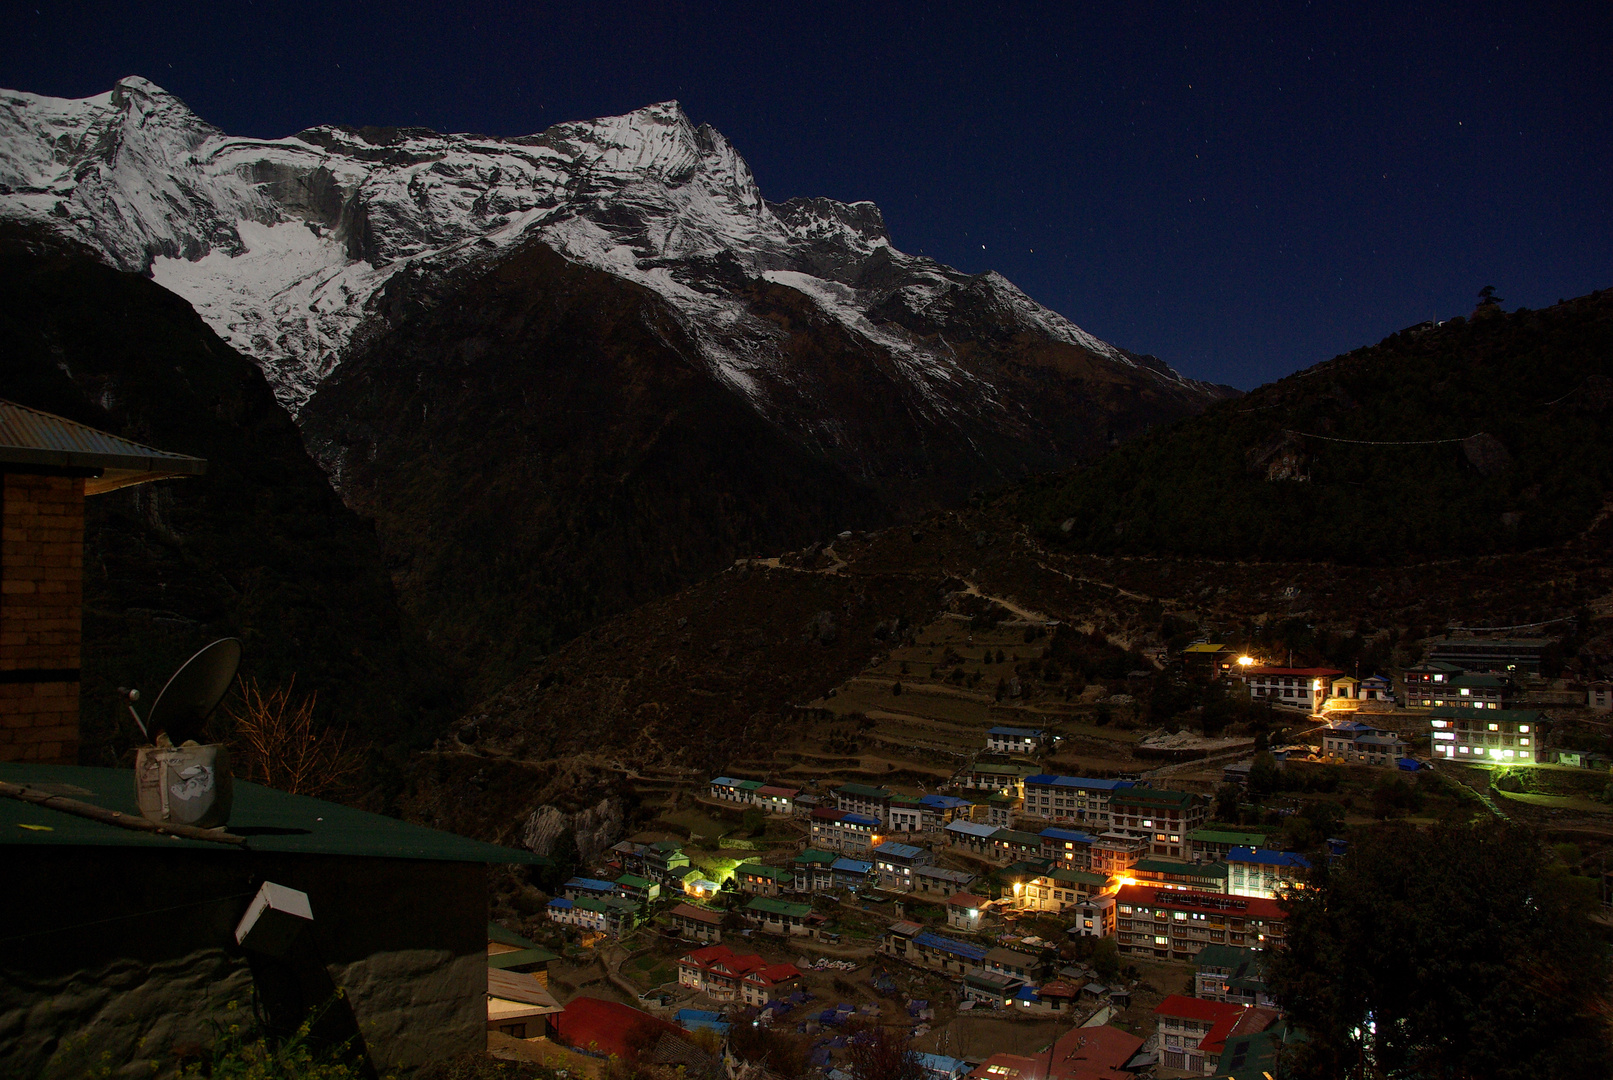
1182,632,1610,771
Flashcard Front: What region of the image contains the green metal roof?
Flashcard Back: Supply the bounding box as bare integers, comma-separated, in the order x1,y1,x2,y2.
738,863,793,882
1112,787,1200,808
994,829,1043,846
488,921,539,949
836,783,893,799
488,946,560,969
746,896,812,917
1049,868,1107,887
1183,643,1230,654
0,764,547,864
1188,829,1270,846
614,873,655,889
793,849,837,865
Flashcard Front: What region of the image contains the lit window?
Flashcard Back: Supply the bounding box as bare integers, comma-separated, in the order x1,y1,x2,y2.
1432,720,1448,729
1458,746,1469,754
1489,723,1499,731
1503,750,1515,758
1519,725,1530,733
1520,738,1529,746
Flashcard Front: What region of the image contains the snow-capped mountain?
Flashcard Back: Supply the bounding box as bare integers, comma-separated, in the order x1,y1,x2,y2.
0,77,1225,424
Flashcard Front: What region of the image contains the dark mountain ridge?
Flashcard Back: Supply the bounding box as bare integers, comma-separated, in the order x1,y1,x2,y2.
1021,290,1613,564
0,225,456,781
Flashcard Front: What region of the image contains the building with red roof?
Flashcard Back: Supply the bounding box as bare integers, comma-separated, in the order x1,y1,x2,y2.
677,943,768,1000
1236,666,1344,712
1049,1023,1145,1080
1114,884,1286,962
946,892,989,932
551,996,679,1060
1153,995,1279,1074
740,961,803,1006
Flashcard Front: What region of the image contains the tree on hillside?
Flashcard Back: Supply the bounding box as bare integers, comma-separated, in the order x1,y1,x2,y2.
1269,820,1612,1079
847,1026,924,1080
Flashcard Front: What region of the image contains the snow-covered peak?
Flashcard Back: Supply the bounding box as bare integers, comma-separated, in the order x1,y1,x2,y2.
0,79,1221,422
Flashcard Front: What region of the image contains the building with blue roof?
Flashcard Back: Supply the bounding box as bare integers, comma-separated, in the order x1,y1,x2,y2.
561,877,617,900
1227,847,1311,899
1023,774,1137,830
831,857,874,890
873,840,936,891
915,1053,967,1080
902,931,989,974
676,1008,731,1035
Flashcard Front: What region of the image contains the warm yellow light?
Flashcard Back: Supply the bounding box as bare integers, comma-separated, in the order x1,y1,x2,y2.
1237,656,1254,667
1012,881,1023,894
1114,875,1137,888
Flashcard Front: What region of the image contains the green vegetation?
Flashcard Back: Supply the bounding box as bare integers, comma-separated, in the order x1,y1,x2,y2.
1022,291,1613,563
1270,820,1612,1078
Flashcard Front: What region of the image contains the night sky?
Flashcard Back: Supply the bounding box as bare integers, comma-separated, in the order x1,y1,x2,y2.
4,2,1609,389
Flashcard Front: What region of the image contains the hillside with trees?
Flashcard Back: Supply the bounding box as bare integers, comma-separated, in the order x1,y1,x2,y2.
1021,289,1613,564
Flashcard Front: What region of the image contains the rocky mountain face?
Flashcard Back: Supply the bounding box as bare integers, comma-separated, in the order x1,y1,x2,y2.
1,77,1236,687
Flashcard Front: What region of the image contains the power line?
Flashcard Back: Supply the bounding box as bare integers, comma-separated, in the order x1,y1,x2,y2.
1283,429,1485,447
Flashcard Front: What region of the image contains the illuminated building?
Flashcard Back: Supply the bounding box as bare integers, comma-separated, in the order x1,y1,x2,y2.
1428,706,1545,763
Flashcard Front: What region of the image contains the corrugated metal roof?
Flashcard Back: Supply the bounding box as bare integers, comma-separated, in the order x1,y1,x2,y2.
0,400,206,493
1,763,546,864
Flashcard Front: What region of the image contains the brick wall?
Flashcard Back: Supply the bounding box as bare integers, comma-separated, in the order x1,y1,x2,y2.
1,473,85,764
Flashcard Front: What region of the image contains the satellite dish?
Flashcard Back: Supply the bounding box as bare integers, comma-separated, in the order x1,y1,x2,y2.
145,638,243,745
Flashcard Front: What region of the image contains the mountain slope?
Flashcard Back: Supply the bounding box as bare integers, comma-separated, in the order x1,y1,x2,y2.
1020,291,1613,563
1,78,1236,686
297,239,890,682
0,224,457,776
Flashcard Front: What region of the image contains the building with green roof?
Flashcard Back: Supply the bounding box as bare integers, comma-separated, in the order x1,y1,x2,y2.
1187,828,1270,861
744,896,816,937
0,762,547,1076
1110,787,1209,858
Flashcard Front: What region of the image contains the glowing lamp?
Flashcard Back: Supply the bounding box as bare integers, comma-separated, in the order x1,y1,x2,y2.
1237,656,1254,667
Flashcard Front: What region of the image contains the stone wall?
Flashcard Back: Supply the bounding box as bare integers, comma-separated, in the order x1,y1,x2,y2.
0,473,85,763
0,847,487,1075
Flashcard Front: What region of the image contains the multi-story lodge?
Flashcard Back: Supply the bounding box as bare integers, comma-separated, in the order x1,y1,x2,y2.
961,758,1038,795
835,783,894,825
809,807,880,854
1427,707,1546,764
1090,833,1148,877
1320,722,1408,766
985,726,1048,755
872,841,935,892
888,793,971,834
1226,848,1310,899
1019,868,1107,912
1187,829,1269,862
1401,661,1463,703
1114,885,1286,962
1425,636,1551,675
1021,775,1136,828
1194,945,1277,1009
1132,857,1228,894
1237,667,1343,712
1109,788,1207,859
1039,826,1097,869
